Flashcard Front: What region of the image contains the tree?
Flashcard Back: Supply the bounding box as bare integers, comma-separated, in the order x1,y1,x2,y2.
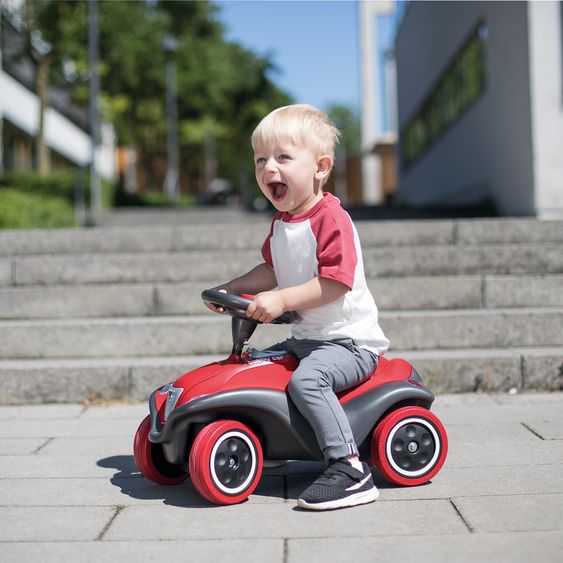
326,104,362,157
30,0,292,199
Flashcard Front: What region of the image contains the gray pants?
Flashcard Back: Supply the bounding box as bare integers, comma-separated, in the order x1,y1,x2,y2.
268,337,378,462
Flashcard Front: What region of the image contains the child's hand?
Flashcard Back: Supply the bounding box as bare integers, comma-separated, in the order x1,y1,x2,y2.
204,286,230,314
247,291,285,323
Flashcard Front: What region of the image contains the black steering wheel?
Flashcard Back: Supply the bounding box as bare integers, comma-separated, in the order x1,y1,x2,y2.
201,289,295,324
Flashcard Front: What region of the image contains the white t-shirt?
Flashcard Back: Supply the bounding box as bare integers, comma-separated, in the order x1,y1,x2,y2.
261,192,389,357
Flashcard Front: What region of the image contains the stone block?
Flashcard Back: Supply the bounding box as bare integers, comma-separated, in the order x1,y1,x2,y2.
356,219,455,247
0,259,11,285
0,362,130,404
453,494,563,532
0,437,48,455
0,540,285,563
369,276,482,310
104,500,467,540
398,351,522,392
287,532,563,563
523,353,563,391
0,507,113,541
0,284,154,319
485,275,563,308
457,219,563,244
382,309,563,350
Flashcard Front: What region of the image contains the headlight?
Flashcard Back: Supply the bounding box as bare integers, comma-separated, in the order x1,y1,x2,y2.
159,383,184,422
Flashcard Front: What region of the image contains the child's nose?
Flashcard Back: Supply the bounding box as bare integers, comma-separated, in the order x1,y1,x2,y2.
264,157,277,172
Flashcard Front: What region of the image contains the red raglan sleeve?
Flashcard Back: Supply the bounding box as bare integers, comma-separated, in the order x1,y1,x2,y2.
314,213,357,290
260,216,278,267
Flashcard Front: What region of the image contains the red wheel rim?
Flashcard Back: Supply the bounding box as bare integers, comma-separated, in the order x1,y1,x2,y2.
371,406,448,486
189,420,263,505
133,415,188,486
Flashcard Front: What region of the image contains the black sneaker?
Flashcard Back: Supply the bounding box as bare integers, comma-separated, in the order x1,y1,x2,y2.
297,460,379,511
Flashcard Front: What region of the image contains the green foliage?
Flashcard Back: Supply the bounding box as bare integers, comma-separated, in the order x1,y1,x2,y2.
327,104,361,156
0,171,114,210
0,170,82,202
0,188,75,229
30,0,292,197
113,187,195,208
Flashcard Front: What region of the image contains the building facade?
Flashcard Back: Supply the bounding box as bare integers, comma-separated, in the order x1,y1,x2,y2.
0,6,115,180
395,1,563,218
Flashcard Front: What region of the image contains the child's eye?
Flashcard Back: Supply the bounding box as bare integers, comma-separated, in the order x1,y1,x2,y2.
255,157,266,164
278,154,290,160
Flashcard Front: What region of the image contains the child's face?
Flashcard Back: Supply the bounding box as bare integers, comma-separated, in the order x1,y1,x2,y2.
254,140,330,215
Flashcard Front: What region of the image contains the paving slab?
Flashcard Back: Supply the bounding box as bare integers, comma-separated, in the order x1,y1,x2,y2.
0,437,49,455
432,402,563,424
491,392,563,405
521,419,563,440
453,493,563,532
444,422,541,443
104,500,468,541
0,404,85,420
0,454,137,479
0,539,285,563
0,475,285,507
0,418,139,438
383,464,563,500
443,440,563,468
0,394,561,562
38,436,136,456
0,507,113,541
79,403,147,419
287,531,563,563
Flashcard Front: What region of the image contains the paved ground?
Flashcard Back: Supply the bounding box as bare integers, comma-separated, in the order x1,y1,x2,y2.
1,392,562,562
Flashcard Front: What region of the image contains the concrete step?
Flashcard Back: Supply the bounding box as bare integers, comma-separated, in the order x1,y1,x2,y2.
1,308,562,359
94,206,273,227
0,347,561,404
2,275,563,319
2,218,562,257
2,243,563,287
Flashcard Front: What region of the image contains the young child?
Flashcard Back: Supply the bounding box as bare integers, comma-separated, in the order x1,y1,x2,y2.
206,104,389,510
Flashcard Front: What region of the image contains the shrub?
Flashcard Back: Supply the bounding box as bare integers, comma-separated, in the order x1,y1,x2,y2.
0,171,114,209
0,188,75,229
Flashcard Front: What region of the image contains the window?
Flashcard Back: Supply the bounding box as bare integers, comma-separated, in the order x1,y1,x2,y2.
402,23,487,167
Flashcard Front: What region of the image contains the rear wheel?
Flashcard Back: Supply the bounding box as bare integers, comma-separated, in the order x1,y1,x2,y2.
371,406,448,486
133,415,188,485
189,420,263,505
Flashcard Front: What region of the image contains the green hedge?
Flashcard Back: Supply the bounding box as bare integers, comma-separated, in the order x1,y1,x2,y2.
0,171,114,209
0,188,75,229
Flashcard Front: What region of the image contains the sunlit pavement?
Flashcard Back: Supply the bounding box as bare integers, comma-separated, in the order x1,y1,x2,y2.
1,392,562,562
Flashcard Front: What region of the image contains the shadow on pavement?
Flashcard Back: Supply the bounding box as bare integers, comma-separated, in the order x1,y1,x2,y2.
97,455,403,509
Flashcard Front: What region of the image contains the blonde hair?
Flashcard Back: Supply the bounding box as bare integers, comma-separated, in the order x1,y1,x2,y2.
251,104,341,159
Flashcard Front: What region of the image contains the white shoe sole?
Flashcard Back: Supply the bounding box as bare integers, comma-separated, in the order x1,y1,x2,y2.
296,486,379,511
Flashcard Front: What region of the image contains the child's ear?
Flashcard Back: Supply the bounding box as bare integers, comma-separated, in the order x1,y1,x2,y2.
315,155,333,180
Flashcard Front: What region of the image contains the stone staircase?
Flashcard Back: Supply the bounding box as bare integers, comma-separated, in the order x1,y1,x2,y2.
1,212,562,404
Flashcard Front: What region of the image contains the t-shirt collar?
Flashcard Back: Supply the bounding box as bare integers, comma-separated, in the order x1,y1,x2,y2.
280,192,339,222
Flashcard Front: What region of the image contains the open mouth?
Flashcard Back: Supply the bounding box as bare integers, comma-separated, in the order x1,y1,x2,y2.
268,182,288,201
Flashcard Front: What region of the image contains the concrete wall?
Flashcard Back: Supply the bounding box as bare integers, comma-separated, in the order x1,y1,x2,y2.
528,1,563,219
395,1,535,215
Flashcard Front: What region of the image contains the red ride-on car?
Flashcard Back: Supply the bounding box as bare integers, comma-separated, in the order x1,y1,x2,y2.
133,290,448,505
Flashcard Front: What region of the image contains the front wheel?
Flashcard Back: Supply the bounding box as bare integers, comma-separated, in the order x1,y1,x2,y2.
371,406,448,486
189,420,263,505
133,415,188,485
